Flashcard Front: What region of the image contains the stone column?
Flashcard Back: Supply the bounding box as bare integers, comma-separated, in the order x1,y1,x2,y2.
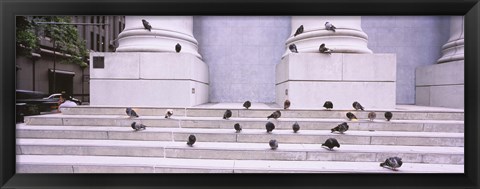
276,16,396,109
283,16,372,57
90,16,209,107
415,16,464,109
116,16,202,59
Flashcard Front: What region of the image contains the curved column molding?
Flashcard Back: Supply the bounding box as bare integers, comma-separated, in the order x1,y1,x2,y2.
116,16,202,59
437,16,464,64
283,16,372,57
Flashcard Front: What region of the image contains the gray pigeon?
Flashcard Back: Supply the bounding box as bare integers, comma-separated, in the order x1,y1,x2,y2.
267,110,281,119
353,101,365,111
187,134,196,147
175,43,181,53
142,19,152,31
323,101,333,110
325,22,336,32
126,107,139,118
385,111,393,121
223,109,232,119
319,43,332,54
234,123,242,133
368,112,376,121
322,138,340,150
269,139,278,150
284,100,291,110
165,109,173,118
243,101,251,109
294,25,304,37
380,157,403,171
346,112,357,121
331,122,349,134
265,122,275,133
289,44,298,53
292,122,300,133
130,122,146,131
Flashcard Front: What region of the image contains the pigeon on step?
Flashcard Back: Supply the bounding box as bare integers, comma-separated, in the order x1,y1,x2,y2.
319,43,332,54
267,110,281,120
331,122,349,134
284,100,291,110
266,122,275,133
294,25,304,37
368,112,376,121
289,44,298,53
130,122,147,131
380,157,403,171
385,111,393,121
353,101,365,111
292,122,300,133
126,107,139,118
323,101,333,110
142,19,152,31
165,109,173,118
269,139,278,150
223,109,232,119
234,123,242,133
243,101,251,109
175,43,181,53
322,138,340,150
325,22,336,32
346,112,357,121
187,134,196,147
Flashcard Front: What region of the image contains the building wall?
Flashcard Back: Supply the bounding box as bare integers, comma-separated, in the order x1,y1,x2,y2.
193,16,290,103
194,16,451,104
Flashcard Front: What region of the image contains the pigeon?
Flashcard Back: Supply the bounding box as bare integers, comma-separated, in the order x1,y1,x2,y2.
223,109,232,119
289,44,298,53
325,22,336,32
187,134,196,147
319,43,332,55
265,122,275,133
267,110,281,119
292,122,300,133
130,122,147,131
175,43,181,53
323,101,333,110
284,99,291,110
126,107,139,118
380,157,403,171
294,25,304,37
368,112,376,121
385,111,393,121
165,109,173,118
243,101,251,109
346,112,357,121
234,123,242,133
142,19,152,31
322,138,340,150
353,101,364,111
331,122,349,134
269,139,278,150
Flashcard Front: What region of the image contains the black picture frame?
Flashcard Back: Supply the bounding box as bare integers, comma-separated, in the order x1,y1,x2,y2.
1,0,479,188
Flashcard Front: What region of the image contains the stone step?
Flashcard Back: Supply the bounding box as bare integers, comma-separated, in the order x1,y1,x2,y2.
24,115,464,133
17,124,464,147
17,155,464,173
16,139,464,164
60,106,464,120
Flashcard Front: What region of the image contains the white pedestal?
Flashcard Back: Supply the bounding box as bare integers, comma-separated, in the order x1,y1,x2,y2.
276,53,396,109
415,60,464,109
89,52,209,107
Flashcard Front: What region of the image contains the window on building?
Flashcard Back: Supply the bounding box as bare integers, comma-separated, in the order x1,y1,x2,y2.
90,32,94,50
102,16,105,29
96,34,100,51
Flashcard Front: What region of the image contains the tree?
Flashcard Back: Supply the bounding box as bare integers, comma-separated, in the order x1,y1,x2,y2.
16,16,89,68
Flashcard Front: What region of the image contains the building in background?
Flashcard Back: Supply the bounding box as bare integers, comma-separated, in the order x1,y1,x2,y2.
16,16,125,103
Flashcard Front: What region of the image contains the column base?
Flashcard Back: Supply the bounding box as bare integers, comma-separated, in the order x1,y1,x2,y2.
415,60,464,109
89,52,209,107
276,53,396,109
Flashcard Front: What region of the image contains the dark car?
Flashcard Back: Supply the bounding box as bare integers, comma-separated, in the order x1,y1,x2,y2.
16,90,57,116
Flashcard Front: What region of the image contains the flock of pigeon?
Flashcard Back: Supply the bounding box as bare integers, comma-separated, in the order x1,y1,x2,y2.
142,19,182,53
124,98,402,171
289,22,336,55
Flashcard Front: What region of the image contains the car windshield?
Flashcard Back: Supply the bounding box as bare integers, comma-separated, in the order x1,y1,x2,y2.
44,94,61,99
